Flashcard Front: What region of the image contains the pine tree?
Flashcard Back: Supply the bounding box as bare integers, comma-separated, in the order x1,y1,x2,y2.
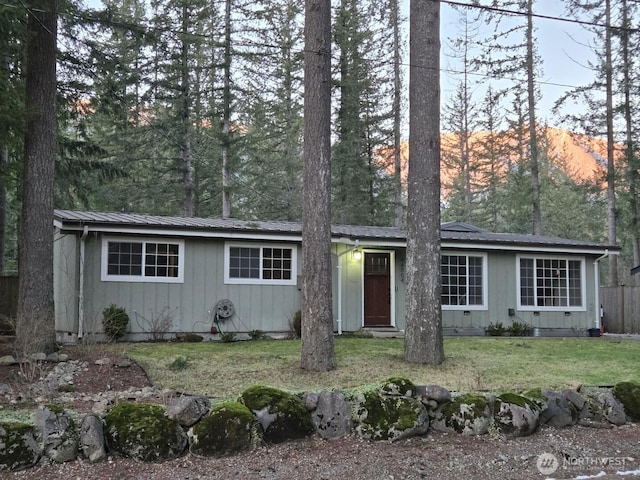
404,0,443,365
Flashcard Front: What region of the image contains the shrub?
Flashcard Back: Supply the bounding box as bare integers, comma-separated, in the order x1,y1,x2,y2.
102,305,129,342
291,310,302,338
219,332,236,343
486,322,505,336
248,330,264,340
508,322,530,336
167,356,190,371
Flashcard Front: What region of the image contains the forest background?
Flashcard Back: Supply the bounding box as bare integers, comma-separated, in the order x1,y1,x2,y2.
0,0,638,287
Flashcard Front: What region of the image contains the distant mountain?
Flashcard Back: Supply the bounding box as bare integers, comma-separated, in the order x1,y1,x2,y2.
378,127,608,189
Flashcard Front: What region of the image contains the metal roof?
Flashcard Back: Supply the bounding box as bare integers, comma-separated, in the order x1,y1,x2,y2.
53,209,617,253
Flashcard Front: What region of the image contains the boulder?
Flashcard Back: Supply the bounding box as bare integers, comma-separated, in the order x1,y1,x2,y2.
239,386,313,443
0,356,17,366
354,391,429,441
416,385,452,405
493,393,540,437
432,393,491,435
537,389,582,428
612,381,640,422
79,415,106,463
581,388,627,426
34,405,78,463
189,402,258,457
380,377,416,397
311,390,352,440
104,402,188,461
0,423,41,471
166,395,211,427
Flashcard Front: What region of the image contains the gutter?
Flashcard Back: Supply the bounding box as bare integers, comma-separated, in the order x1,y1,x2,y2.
336,240,360,335
78,225,89,340
593,250,609,331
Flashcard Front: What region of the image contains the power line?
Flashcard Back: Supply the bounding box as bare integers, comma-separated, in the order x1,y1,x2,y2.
441,0,640,34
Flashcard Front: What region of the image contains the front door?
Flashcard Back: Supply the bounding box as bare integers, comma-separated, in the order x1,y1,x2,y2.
363,252,391,327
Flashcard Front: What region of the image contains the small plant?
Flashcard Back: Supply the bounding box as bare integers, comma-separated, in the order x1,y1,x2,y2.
167,356,190,371
220,332,236,343
509,321,530,336
102,304,129,342
486,322,505,336
248,330,264,340
290,310,302,338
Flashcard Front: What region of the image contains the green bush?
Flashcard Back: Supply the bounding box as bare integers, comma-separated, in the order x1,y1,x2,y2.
486,322,505,336
291,310,302,338
219,332,236,343
102,304,129,341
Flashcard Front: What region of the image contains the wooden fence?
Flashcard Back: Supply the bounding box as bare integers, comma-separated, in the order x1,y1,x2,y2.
601,286,640,334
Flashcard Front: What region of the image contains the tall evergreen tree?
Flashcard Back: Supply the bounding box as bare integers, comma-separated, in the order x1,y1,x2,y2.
16,0,58,355
301,0,335,372
404,0,443,365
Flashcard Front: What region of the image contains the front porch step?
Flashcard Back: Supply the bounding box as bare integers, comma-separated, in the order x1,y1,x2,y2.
361,328,404,338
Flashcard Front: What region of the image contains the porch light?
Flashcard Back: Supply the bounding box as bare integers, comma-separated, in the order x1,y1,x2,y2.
352,249,362,261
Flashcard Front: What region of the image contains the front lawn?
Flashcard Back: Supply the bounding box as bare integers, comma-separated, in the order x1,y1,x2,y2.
122,336,640,400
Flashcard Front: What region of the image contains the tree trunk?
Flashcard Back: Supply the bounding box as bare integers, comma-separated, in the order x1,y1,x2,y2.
181,3,194,217
221,0,232,219
16,0,57,356
620,0,639,266
605,0,618,285
526,0,542,236
300,0,335,372
404,0,443,365
392,0,403,228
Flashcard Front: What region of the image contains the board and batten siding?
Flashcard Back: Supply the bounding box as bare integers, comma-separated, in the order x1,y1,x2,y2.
74,235,303,339
53,232,80,342
441,250,598,331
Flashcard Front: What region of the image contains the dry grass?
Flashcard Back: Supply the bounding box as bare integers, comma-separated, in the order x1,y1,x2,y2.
122,336,640,401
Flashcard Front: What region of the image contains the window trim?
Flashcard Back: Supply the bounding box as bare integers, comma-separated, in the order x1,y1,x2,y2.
441,251,488,311
224,242,297,285
516,254,586,311
101,237,185,283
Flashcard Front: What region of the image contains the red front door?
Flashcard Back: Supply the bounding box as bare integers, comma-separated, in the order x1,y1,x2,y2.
363,252,391,327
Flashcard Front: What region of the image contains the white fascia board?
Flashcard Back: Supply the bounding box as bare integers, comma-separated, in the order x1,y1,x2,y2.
442,241,617,256
60,225,303,242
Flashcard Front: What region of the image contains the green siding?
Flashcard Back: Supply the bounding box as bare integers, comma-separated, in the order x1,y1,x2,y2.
78,236,302,338
53,232,79,340
54,231,602,339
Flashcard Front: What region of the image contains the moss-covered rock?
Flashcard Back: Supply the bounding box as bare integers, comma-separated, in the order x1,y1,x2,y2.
613,381,640,422
0,422,41,471
34,405,78,463
354,391,429,441
493,393,540,437
239,386,313,443
104,403,187,462
432,393,491,435
189,402,258,457
380,377,416,397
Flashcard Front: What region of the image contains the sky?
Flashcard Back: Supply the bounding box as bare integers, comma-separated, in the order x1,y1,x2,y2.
437,0,599,128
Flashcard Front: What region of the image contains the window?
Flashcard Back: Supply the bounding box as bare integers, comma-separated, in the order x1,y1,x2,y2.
101,238,184,283
225,243,296,285
518,256,584,310
441,253,486,309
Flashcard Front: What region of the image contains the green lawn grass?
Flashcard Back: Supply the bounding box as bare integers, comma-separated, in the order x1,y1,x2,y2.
122,336,640,401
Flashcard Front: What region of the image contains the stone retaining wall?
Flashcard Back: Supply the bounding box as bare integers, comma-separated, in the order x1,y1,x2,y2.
2,377,640,471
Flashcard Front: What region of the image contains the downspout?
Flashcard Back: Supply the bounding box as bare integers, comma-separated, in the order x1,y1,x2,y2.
78,225,88,340
336,240,360,336
593,250,609,331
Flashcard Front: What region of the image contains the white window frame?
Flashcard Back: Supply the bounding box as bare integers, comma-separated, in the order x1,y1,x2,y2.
441,251,488,311
516,255,586,311
224,242,297,285
101,237,185,283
